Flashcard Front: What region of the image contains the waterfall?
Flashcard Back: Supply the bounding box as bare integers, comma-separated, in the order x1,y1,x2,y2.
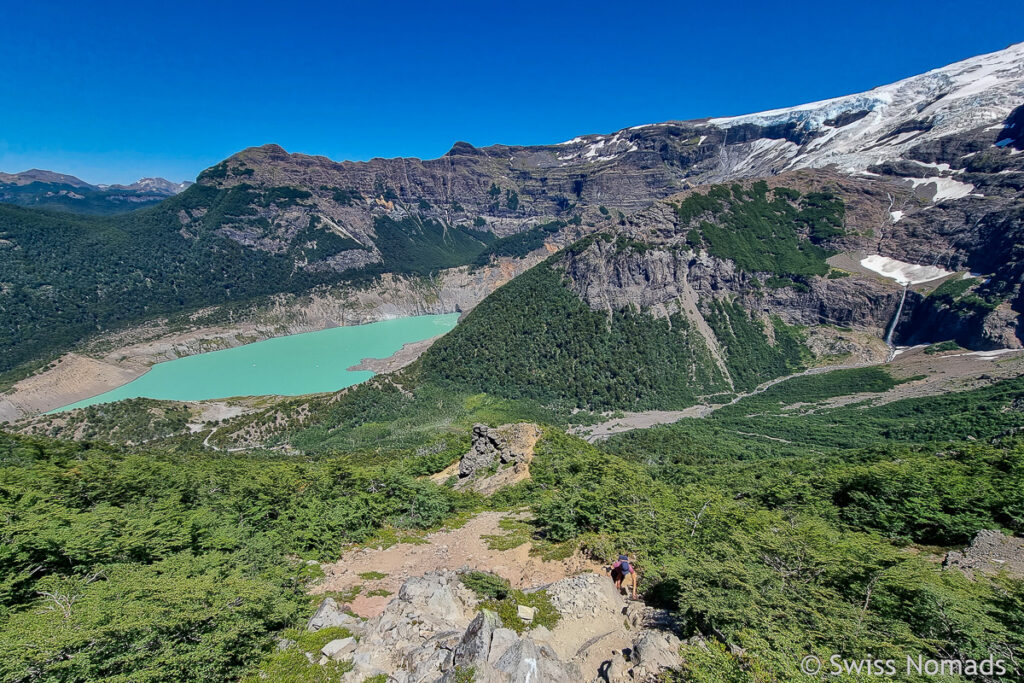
884,285,908,360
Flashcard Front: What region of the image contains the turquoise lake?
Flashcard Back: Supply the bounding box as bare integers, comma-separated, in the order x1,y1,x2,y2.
52,313,460,412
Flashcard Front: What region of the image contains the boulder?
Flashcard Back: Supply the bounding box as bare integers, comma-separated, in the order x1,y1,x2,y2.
451,610,502,668
631,630,682,671
322,636,357,660
487,628,519,665
545,573,623,621
459,423,502,477
602,652,633,683
494,636,581,682
516,605,535,623
456,423,541,494
307,597,359,632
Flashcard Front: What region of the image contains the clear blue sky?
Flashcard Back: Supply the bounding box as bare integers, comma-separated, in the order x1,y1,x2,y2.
1,0,1020,184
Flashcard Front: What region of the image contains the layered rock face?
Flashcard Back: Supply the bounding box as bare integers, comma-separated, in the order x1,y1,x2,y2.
558,159,1024,351
179,43,1024,283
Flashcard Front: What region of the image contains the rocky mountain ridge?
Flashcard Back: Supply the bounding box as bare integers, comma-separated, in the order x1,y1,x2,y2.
178,43,1022,279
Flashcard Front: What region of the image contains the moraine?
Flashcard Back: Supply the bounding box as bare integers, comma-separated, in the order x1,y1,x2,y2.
50,314,460,412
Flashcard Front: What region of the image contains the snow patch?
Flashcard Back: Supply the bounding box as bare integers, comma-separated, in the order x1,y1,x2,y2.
860,255,953,285
908,176,976,201
890,210,904,223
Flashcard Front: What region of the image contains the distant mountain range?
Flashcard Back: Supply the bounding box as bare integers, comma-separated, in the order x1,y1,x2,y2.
0,169,191,214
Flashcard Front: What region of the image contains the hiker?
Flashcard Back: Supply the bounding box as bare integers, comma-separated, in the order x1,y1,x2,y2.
610,554,638,599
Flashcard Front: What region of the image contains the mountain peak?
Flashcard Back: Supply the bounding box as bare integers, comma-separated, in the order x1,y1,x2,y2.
702,41,1024,174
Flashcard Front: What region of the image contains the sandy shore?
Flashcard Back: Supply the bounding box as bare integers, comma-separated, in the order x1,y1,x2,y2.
0,354,147,422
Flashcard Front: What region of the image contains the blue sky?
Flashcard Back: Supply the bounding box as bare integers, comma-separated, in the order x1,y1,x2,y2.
1,1,1020,184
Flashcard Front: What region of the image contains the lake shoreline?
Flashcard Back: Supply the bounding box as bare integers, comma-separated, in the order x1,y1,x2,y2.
1,256,537,423
44,314,459,414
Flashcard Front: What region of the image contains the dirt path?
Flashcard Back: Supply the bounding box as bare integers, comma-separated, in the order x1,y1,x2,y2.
577,348,1024,441
313,511,602,617
578,361,872,441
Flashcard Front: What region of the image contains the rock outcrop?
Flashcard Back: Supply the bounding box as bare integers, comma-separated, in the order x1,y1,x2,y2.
454,423,542,495
306,597,362,634
290,570,686,682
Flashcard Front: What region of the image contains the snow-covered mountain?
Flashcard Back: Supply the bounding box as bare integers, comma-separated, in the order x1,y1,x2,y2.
706,41,1024,175
546,42,1023,193
101,177,193,194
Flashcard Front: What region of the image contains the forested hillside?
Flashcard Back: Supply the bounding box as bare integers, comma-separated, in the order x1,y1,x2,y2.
0,197,333,374
0,185,498,375
420,262,734,410
3,370,1023,680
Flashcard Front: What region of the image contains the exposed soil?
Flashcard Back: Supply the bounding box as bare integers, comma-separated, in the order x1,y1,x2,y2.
0,353,145,422
348,336,445,374
313,511,602,618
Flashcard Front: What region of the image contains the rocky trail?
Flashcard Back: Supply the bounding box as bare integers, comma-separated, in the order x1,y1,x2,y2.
306,568,685,682
292,427,692,681
314,511,602,618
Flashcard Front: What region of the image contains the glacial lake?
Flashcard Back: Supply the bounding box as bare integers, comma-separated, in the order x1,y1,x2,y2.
52,313,460,412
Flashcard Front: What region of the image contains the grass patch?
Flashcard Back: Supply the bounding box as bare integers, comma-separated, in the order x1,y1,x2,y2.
924,340,962,355
358,571,388,581
482,517,533,551
328,585,363,603
242,626,354,682
459,571,560,633
366,589,393,598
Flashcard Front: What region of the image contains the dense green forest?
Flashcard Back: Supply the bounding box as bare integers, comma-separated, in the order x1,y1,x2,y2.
2,370,1023,680
0,432,470,681
472,219,563,267
0,193,333,374
676,181,843,281
0,181,169,215
419,262,733,410
0,187,502,376
418,259,813,410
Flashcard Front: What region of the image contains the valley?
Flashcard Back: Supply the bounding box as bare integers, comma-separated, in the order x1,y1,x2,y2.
1,40,1023,683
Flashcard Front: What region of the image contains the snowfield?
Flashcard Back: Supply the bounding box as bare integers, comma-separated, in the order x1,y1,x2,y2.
860,255,954,285
707,41,1024,175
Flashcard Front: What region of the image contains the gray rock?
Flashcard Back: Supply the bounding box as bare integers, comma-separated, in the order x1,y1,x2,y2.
631,630,682,671
604,653,632,683
944,529,1024,578
307,597,358,632
451,610,501,668
459,424,503,477
322,636,357,660
494,636,581,683
488,628,519,665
